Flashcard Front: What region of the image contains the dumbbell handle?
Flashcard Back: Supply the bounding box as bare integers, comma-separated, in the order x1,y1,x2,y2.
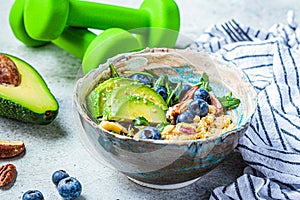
68,0,149,30
53,27,96,59
53,26,142,74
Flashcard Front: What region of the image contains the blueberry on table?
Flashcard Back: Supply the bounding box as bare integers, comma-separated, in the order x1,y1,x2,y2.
194,88,211,104
129,73,151,85
52,170,70,186
22,190,44,200
57,177,82,200
154,86,168,100
176,111,194,124
139,127,161,140
188,99,209,117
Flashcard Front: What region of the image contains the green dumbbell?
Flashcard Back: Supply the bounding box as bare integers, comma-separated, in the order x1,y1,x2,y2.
9,0,141,74
9,0,47,47
23,0,180,47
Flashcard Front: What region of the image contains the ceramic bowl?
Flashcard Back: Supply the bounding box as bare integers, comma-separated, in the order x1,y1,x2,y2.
74,48,257,189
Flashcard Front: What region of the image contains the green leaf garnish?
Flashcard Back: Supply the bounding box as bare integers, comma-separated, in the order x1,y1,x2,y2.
152,75,181,107
165,80,181,107
218,92,241,110
156,121,170,132
154,75,167,87
133,116,150,126
194,72,212,91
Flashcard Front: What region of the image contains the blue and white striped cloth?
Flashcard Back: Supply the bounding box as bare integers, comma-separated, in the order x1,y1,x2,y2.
190,10,300,200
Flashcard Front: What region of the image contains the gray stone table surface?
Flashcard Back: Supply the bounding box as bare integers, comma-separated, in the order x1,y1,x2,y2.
1,0,300,199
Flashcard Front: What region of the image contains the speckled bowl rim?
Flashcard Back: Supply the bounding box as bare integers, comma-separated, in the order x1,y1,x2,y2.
74,48,258,145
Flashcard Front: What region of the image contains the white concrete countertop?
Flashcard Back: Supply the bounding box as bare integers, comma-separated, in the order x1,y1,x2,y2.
1,0,300,199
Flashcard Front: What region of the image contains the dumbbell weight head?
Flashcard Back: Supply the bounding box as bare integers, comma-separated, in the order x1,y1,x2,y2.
23,0,69,41
9,0,95,59
54,27,142,74
23,0,180,48
82,28,141,74
9,0,48,47
10,0,95,57
138,0,180,48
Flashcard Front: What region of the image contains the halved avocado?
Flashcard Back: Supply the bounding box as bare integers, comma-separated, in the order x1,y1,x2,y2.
104,96,166,124
0,53,58,124
86,77,138,119
103,84,168,114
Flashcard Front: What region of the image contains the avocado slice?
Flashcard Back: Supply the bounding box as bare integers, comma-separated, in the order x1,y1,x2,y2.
105,96,166,123
0,54,58,124
103,84,168,114
86,77,138,119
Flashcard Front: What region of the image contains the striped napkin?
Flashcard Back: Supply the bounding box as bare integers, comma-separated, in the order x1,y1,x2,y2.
190,10,300,200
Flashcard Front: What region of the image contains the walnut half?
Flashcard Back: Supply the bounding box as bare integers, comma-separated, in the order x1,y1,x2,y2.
0,54,20,86
0,163,17,187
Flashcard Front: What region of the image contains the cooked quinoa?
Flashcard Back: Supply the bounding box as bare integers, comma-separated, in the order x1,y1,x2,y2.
161,105,236,140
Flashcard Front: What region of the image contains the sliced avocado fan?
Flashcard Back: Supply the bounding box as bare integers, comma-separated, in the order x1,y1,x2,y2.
104,96,166,124
86,77,138,119
0,53,58,124
102,84,168,123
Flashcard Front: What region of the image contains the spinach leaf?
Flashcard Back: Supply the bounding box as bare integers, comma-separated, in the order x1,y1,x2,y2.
156,121,171,132
133,116,150,126
197,72,212,91
218,92,241,110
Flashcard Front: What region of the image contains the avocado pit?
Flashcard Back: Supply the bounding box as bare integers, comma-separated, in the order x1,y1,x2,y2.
0,54,20,87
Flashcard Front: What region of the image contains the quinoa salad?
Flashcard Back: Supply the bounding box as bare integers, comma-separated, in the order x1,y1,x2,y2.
86,61,241,141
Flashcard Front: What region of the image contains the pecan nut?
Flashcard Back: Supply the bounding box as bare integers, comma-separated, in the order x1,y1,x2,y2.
0,163,16,187
0,140,25,158
0,54,20,86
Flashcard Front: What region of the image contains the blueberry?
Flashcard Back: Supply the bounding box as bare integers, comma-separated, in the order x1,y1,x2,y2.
139,127,161,140
129,74,151,85
193,88,211,104
22,190,44,200
176,84,192,100
176,111,194,124
188,99,209,117
57,177,82,200
52,170,70,186
154,86,167,100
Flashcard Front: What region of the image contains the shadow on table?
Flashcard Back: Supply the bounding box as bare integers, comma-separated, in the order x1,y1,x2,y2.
122,150,246,200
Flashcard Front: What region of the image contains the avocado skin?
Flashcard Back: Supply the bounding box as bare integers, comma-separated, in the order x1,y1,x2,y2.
0,97,58,125
0,53,59,125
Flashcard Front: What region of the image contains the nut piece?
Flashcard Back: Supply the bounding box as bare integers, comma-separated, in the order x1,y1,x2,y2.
0,54,20,86
0,140,25,159
0,163,16,187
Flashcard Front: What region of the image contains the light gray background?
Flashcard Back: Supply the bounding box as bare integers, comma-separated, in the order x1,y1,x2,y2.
1,1,300,199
